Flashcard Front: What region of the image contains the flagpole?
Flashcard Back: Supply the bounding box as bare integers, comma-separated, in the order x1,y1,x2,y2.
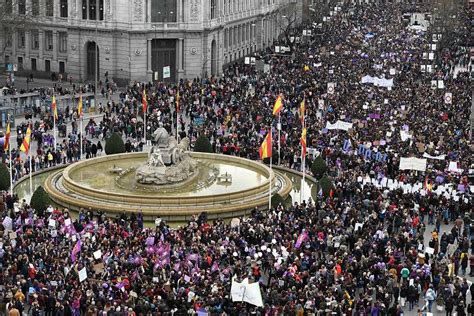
269,155,272,210
9,145,12,195
143,109,147,144
7,114,13,195
176,110,179,142
80,117,83,159
53,112,57,151
278,113,281,165
29,154,32,195
301,152,305,203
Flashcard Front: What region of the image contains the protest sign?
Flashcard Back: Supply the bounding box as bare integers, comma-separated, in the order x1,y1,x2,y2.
79,267,87,282
399,157,427,171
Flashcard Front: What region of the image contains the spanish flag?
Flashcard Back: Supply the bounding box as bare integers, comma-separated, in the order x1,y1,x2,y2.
51,96,58,120
299,99,305,125
20,125,32,153
259,130,272,160
142,89,148,113
3,120,10,151
423,176,433,192
300,128,307,156
176,90,180,113
272,95,283,116
78,94,83,117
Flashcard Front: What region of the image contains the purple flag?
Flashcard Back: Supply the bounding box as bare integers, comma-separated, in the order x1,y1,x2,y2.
211,262,219,273
71,239,82,263
197,308,208,316
188,253,199,262
295,231,309,248
145,236,155,246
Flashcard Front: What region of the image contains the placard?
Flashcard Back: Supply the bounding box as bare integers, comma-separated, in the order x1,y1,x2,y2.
78,267,87,282
425,247,435,255
93,250,102,260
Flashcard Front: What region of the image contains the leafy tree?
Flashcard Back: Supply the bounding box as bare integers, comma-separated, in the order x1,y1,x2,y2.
0,163,10,191
262,149,279,165
271,193,285,208
1,0,44,57
30,186,51,214
311,156,328,179
194,135,213,153
319,175,334,198
105,133,125,155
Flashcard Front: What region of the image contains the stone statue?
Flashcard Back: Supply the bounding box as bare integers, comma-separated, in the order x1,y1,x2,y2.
152,123,170,148
136,126,197,185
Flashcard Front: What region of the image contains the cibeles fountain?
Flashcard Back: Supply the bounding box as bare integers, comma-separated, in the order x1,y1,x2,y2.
45,127,293,222
135,125,198,185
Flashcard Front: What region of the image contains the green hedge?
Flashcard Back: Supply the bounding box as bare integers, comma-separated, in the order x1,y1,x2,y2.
311,156,328,180
319,175,335,198
262,149,279,165
271,193,285,208
105,133,125,155
30,186,51,214
0,163,10,191
194,135,213,153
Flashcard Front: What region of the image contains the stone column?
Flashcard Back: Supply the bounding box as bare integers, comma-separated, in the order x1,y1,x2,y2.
147,0,151,22
12,31,17,58
25,0,31,15
52,31,58,61
177,38,184,80
38,31,44,60
177,0,182,23
147,39,153,80
53,0,59,17
25,31,31,59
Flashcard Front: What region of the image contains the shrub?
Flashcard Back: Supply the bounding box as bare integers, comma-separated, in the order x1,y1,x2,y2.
194,135,213,153
262,149,279,165
0,163,10,191
271,193,285,208
30,186,51,214
319,175,335,198
311,156,328,179
105,133,125,155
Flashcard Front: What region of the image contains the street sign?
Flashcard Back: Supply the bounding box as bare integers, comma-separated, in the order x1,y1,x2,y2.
154,71,159,81
163,66,170,79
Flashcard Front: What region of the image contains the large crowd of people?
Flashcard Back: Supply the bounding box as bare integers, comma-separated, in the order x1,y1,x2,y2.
1,0,473,315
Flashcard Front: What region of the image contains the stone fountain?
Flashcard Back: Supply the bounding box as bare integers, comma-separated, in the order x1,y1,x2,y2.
44,124,293,221
136,124,198,185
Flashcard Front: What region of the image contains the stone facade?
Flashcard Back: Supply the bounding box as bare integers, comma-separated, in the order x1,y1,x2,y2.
1,0,299,85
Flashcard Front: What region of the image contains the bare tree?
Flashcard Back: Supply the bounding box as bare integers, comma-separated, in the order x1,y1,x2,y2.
277,4,300,52
0,0,44,57
430,0,466,50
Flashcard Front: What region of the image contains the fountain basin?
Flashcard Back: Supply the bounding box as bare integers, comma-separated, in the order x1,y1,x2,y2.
44,152,292,221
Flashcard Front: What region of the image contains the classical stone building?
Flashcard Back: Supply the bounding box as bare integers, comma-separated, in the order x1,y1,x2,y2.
1,0,299,85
